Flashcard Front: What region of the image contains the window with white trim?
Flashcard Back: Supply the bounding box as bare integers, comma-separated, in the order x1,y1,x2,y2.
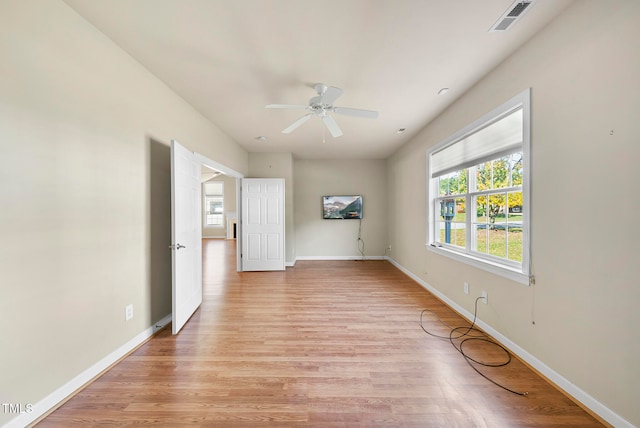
428,89,530,282
204,181,224,227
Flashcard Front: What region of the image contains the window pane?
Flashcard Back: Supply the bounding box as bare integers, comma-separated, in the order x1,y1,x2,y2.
205,195,224,226
437,219,446,243
506,190,523,262
438,170,467,195
476,162,491,191
507,225,523,262
450,172,460,195
438,197,465,247
209,200,223,214
450,197,466,248
454,198,466,222
439,198,454,244
451,224,465,248
488,227,507,258
474,224,488,254
438,175,449,196
492,157,510,189
207,214,223,226
507,191,523,220
475,195,487,224
457,169,468,193
487,193,506,226
511,153,523,186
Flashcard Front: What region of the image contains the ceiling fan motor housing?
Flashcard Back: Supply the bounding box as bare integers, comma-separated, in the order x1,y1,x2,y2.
309,96,330,114
314,83,329,95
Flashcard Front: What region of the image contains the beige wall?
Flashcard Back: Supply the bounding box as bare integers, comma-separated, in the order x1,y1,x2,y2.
0,1,247,425
387,1,640,425
294,159,388,259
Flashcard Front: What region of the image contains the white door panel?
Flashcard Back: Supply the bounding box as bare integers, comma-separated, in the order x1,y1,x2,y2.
170,140,202,334
247,233,261,260
266,234,281,261
241,178,285,271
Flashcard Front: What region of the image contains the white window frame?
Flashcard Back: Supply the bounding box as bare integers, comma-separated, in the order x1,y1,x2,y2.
203,181,224,229
426,89,531,285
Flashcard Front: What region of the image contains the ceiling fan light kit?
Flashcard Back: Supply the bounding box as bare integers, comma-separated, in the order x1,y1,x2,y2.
265,83,378,139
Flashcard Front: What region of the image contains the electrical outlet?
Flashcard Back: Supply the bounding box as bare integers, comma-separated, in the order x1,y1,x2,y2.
125,304,133,321
464,282,469,294
481,291,488,304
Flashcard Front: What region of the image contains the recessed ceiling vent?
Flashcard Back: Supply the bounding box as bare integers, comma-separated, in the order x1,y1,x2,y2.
489,0,535,32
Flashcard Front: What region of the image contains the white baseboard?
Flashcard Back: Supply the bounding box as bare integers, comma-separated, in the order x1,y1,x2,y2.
5,314,172,428
296,255,386,261
288,255,386,267
386,257,632,428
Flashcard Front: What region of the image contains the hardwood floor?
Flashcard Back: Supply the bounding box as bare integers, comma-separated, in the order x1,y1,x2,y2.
37,239,605,427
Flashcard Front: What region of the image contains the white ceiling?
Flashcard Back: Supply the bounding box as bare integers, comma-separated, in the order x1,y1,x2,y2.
63,0,573,159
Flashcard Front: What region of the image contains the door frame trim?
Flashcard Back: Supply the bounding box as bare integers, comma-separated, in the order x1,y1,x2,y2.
195,153,244,272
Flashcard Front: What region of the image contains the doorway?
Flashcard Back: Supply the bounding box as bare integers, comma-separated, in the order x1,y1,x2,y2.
170,142,244,335
195,153,244,272
171,148,285,335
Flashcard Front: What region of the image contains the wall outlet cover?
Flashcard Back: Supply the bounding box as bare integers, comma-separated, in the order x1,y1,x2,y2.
125,304,134,321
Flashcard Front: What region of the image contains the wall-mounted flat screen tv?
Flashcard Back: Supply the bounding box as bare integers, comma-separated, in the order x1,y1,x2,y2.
322,195,363,219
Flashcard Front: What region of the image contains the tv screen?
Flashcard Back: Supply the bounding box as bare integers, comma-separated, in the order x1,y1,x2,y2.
323,195,363,219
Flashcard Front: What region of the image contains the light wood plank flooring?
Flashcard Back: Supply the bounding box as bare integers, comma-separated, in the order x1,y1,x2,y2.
37,239,605,427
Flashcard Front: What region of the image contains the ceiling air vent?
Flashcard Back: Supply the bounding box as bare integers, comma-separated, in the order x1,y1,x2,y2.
489,0,535,32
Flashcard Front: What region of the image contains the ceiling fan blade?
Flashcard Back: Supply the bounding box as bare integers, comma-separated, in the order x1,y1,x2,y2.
266,104,309,109
282,113,313,134
333,107,379,119
320,86,343,105
322,115,343,138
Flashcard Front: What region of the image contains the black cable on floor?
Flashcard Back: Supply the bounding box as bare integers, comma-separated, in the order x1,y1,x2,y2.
420,297,528,396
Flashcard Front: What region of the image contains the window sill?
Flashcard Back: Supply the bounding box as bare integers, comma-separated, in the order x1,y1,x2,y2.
426,243,530,285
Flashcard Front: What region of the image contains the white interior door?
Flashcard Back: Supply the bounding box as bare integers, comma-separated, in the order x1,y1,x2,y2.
241,178,285,271
170,139,202,334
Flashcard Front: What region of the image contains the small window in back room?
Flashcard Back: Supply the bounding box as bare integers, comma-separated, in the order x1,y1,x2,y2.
204,181,224,227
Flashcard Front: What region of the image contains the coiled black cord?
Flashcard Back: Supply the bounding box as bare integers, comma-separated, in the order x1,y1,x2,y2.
420,297,528,396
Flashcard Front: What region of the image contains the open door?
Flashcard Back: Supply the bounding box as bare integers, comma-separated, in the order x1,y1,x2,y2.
241,178,285,271
170,140,202,334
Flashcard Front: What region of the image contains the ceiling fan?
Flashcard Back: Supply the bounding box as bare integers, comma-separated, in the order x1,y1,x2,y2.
265,83,378,138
